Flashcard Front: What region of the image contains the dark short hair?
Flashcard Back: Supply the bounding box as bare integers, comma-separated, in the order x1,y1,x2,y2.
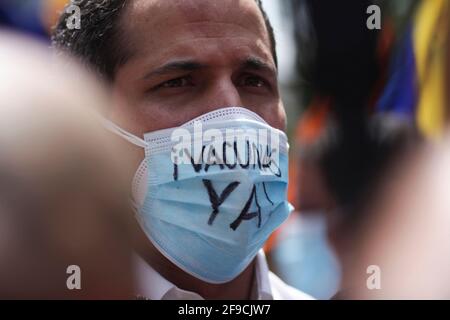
52,0,277,81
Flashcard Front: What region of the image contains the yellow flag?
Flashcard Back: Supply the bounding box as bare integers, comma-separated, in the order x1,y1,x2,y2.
414,0,449,138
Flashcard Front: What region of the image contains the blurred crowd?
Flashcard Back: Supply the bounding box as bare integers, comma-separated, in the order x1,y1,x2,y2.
0,0,450,299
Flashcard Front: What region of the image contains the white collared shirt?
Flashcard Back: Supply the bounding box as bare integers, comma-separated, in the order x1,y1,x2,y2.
135,250,314,300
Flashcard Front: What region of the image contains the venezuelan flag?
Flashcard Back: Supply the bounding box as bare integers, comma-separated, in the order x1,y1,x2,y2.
377,0,449,138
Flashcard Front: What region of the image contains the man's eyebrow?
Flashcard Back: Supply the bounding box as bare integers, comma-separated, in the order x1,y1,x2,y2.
143,60,206,80
240,57,277,75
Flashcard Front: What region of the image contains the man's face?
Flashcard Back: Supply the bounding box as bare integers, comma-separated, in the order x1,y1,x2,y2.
110,0,286,166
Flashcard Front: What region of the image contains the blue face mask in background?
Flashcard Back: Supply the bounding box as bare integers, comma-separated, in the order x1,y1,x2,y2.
104,107,293,283
271,213,341,299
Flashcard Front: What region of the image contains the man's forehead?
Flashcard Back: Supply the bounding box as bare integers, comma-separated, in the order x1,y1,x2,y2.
121,0,271,59
126,0,264,25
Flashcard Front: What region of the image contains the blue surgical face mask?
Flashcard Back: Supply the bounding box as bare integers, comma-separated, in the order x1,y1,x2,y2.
104,107,293,283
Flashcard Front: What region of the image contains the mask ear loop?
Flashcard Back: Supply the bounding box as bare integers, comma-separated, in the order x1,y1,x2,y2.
100,118,148,149
100,118,149,212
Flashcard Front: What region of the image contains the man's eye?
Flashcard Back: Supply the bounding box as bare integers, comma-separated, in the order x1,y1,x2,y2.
159,76,193,88
239,75,268,88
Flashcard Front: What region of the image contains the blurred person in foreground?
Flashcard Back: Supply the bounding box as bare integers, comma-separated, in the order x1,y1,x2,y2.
52,0,312,300
345,134,450,299
0,33,134,299
325,115,422,299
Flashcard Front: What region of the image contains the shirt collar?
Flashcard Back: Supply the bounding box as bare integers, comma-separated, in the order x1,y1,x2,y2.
252,250,274,300
134,250,273,300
